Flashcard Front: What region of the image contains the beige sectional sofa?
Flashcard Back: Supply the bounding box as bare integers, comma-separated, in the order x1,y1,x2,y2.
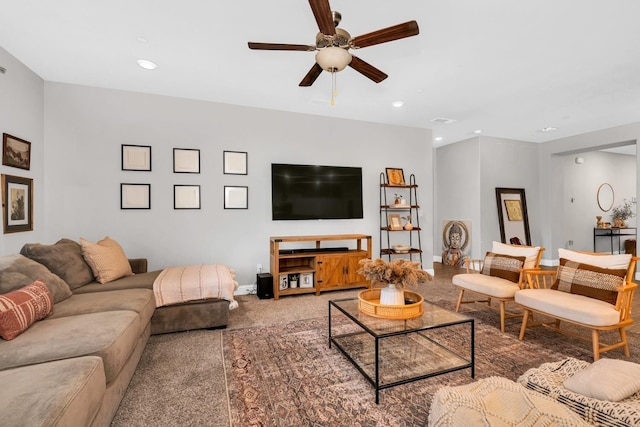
0,238,231,427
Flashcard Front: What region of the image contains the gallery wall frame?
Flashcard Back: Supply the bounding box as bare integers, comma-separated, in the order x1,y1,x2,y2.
173,148,200,173
495,187,531,245
223,151,247,175
2,133,31,170
174,185,201,209
224,185,248,209
2,174,33,233
121,183,151,209
122,144,152,171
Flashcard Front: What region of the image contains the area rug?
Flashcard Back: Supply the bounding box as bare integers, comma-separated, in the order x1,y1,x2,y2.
223,301,639,426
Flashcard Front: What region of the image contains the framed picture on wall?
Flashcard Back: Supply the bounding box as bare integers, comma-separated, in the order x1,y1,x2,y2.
224,186,248,209
121,183,151,209
173,148,200,173
174,185,201,209
223,151,247,175
122,144,152,171
2,133,31,170
2,174,33,233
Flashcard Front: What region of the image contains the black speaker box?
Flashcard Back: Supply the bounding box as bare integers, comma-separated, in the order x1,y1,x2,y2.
256,273,274,299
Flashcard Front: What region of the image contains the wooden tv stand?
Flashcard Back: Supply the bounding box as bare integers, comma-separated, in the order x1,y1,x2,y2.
269,234,372,300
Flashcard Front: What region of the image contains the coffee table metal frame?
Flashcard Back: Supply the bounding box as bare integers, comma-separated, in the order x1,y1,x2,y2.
329,297,474,403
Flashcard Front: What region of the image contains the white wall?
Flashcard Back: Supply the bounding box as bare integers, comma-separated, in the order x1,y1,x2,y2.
0,47,45,255
42,82,433,286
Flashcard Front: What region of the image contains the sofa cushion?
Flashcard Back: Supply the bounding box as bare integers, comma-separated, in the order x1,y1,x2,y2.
73,270,163,294
80,236,134,284
0,356,105,427
0,310,142,384
51,289,155,324
515,288,621,326
492,241,541,269
558,248,631,270
452,273,521,298
0,280,53,340
0,254,72,303
20,238,95,289
482,252,525,283
554,258,627,305
563,358,640,402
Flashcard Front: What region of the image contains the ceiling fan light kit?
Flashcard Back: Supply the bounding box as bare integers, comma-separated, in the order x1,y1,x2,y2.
247,0,419,102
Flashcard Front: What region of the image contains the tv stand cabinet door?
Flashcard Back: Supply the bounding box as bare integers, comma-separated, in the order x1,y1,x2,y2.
315,254,346,291
345,252,368,287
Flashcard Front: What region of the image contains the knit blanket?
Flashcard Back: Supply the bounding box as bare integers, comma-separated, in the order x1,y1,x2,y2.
153,264,239,309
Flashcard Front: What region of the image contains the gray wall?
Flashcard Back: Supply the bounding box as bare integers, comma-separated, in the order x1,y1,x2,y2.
40,82,433,287
0,47,45,255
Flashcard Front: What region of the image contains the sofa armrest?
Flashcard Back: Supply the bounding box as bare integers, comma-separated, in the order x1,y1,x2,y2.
128,258,148,274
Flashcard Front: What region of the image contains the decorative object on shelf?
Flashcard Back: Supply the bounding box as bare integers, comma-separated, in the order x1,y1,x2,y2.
121,183,151,209
393,193,402,205
385,168,405,186
278,274,288,290
2,174,33,233
357,258,432,308
121,144,151,171
391,244,411,253
223,151,248,175
388,213,402,230
403,215,413,230
596,215,603,228
300,273,314,288
441,220,470,267
173,148,200,173
611,199,635,228
2,133,31,170
288,273,299,288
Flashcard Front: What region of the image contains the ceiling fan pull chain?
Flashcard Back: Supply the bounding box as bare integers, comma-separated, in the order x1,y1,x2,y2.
331,70,337,106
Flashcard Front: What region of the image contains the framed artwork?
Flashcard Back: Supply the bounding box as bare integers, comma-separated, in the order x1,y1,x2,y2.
300,273,314,288
174,185,201,209
122,144,152,171
224,186,248,209
2,174,33,233
278,274,288,290
504,200,523,221
173,148,200,173
441,220,471,267
121,183,151,209
385,167,405,186
223,151,247,175
2,133,31,170
388,213,402,230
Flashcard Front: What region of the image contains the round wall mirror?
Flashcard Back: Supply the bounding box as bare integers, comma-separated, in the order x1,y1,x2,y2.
597,183,614,212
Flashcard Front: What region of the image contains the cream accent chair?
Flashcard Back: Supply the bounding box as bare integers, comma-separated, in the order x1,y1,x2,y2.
452,242,544,332
516,249,638,361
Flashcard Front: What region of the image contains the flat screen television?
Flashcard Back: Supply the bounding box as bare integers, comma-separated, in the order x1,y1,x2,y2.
271,163,363,220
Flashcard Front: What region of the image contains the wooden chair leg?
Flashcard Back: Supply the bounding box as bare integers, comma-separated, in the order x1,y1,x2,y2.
592,329,601,361
519,310,530,340
455,289,464,313
620,327,630,357
499,301,506,333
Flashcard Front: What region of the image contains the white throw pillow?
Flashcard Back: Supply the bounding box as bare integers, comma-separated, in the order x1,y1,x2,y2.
492,241,541,269
558,248,631,270
563,358,640,402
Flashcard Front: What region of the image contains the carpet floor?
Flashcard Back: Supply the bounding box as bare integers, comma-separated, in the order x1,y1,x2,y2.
112,264,640,426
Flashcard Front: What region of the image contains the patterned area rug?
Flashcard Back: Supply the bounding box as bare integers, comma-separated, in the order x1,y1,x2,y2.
223,300,640,426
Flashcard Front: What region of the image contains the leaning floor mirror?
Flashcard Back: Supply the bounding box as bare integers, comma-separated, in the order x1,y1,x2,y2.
495,187,531,246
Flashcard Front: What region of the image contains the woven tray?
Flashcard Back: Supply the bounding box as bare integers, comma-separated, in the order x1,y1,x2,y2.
358,289,424,319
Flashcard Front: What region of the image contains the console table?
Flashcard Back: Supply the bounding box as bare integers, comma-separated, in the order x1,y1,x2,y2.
593,227,637,254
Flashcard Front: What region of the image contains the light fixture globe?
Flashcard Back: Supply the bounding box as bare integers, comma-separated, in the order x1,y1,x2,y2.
315,47,352,72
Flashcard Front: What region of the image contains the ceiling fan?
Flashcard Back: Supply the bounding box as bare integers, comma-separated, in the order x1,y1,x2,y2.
248,0,419,87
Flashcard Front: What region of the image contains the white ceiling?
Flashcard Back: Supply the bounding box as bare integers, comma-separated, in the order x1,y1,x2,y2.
2,0,640,146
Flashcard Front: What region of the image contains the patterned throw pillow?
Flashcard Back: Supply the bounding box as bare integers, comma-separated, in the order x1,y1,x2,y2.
553,258,626,305
482,252,526,283
80,236,134,284
0,280,53,340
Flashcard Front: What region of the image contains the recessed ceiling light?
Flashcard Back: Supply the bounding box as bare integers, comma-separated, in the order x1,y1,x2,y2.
136,59,157,70
474,129,482,134
539,126,558,132
435,137,443,142
391,101,404,108
431,117,456,124
136,37,148,43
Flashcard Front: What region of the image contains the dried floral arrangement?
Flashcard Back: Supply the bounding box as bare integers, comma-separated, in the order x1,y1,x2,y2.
357,258,433,289
612,199,635,220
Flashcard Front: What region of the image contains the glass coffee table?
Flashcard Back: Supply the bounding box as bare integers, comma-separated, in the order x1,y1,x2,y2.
329,297,474,403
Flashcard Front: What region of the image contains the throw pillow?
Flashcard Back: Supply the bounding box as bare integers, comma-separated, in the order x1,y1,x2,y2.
491,241,541,269
0,254,72,303
20,238,95,289
482,252,526,283
80,236,133,284
553,258,626,305
563,358,640,401
558,248,631,270
0,280,54,340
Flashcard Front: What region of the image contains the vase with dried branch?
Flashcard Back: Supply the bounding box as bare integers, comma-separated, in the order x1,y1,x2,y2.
357,258,432,305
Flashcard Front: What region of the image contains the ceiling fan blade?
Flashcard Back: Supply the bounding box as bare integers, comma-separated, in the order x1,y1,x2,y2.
348,56,388,83
299,63,323,87
248,42,316,51
308,0,335,36
351,21,419,49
